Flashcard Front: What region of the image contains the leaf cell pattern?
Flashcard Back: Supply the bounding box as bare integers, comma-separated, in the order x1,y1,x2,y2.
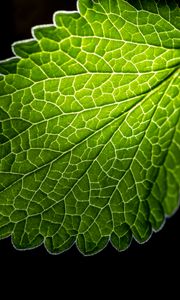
0,0,179,255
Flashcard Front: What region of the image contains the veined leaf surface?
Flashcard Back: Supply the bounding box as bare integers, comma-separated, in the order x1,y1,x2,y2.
0,0,179,255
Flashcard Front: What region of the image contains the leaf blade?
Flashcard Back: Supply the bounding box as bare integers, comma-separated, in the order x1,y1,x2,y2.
0,0,179,255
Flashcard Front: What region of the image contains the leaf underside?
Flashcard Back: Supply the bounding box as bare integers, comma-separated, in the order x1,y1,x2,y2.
0,0,179,255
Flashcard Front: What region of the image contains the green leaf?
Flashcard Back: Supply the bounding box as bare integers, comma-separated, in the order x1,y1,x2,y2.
0,0,179,255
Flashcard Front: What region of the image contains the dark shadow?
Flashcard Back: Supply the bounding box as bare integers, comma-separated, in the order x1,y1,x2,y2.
0,0,77,59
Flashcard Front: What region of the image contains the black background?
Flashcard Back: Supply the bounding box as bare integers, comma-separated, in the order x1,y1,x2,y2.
0,0,179,283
